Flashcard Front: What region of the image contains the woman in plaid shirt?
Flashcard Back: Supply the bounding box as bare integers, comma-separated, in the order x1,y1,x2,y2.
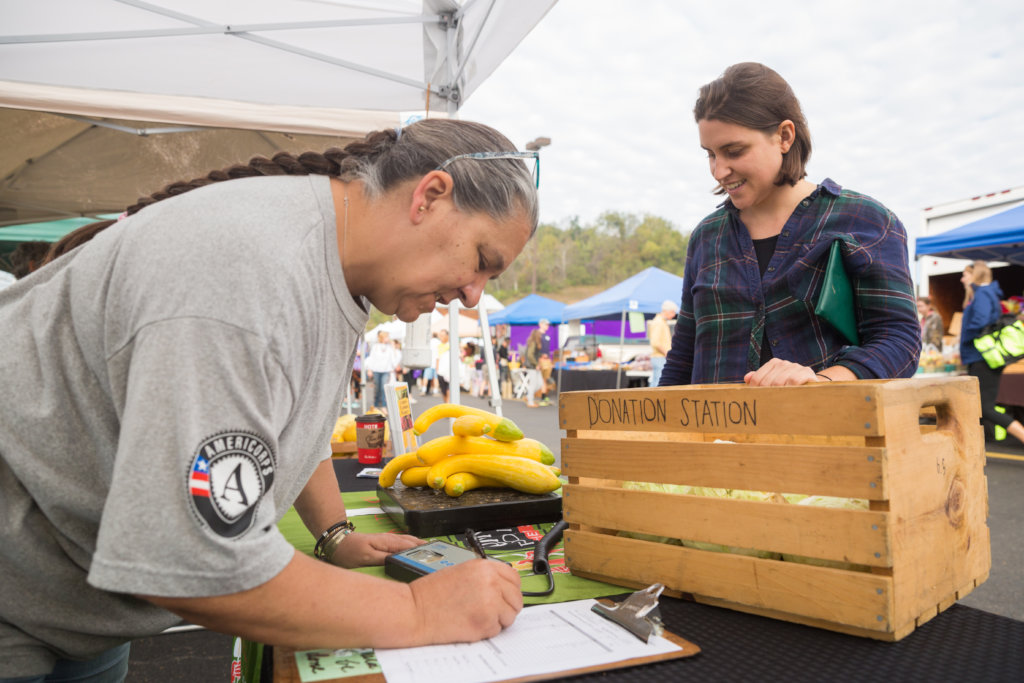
660,63,920,387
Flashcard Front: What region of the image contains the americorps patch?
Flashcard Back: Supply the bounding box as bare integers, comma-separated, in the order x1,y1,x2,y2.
187,431,276,538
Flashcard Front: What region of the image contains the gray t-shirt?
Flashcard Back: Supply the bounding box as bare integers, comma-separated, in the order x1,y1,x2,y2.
0,175,368,675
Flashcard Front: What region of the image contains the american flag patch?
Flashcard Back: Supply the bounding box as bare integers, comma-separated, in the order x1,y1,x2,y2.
189,454,210,497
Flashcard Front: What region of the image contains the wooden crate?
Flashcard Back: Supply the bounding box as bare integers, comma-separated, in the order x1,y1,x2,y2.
559,376,990,641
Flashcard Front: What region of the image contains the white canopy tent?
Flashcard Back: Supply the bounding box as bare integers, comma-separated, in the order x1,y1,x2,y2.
0,0,557,225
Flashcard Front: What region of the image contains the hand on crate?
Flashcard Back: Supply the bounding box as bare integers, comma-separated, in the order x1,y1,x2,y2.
744,358,854,386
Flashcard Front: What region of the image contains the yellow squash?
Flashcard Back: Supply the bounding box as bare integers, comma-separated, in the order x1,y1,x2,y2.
412,403,523,442
426,454,561,494
451,414,493,437
416,435,555,466
399,465,431,488
443,471,505,497
377,453,423,488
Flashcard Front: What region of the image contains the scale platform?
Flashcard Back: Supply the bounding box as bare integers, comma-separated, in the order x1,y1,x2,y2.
377,482,562,537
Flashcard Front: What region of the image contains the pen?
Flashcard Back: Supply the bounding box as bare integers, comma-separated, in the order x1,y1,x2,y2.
464,528,487,559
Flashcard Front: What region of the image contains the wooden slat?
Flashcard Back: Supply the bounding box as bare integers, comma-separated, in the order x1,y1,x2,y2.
560,382,885,436
564,529,893,632
561,438,886,499
560,377,979,437
563,485,891,567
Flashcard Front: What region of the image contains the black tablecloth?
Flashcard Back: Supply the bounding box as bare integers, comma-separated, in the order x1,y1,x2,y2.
557,368,647,392
997,371,1024,407
570,597,1023,683
328,461,1024,683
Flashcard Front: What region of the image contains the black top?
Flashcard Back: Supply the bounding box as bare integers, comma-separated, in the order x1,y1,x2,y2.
753,234,780,367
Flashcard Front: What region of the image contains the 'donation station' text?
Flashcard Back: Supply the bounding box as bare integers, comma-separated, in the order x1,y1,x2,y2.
585,395,757,429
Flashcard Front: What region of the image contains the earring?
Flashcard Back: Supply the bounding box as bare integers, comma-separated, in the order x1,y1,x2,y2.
418,205,426,213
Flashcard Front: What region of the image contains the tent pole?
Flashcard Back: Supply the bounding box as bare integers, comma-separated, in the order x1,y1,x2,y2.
478,304,502,417
616,309,626,389
556,323,566,401
449,300,461,407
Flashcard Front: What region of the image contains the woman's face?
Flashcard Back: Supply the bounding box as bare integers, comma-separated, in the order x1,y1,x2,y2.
384,207,532,323
916,300,929,317
961,269,973,288
698,118,789,212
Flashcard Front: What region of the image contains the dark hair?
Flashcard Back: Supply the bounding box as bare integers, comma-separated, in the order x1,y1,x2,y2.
694,62,811,191
8,240,51,277
41,119,538,264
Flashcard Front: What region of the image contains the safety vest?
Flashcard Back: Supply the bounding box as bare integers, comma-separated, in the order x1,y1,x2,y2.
973,319,1024,369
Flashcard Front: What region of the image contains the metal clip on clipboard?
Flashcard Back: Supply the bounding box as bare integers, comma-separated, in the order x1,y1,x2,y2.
591,583,666,643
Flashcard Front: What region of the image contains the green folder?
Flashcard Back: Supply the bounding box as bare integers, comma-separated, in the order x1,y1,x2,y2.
814,240,859,345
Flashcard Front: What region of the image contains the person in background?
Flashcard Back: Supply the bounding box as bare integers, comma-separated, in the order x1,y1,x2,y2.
537,352,555,405
435,328,452,403
959,261,1024,445
523,319,551,407
497,336,512,398
660,62,920,387
419,332,440,396
365,330,400,412
8,240,51,278
393,339,417,404
917,296,944,350
647,299,678,387
461,340,478,394
0,118,537,679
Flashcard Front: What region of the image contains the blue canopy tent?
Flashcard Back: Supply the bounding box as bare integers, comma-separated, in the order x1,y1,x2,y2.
562,266,685,388
488,294,566,366
488,293,565,325
562,266,684,321
915,204,1024,265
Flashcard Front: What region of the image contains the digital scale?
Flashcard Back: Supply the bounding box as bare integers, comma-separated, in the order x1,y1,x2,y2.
384,540,481,582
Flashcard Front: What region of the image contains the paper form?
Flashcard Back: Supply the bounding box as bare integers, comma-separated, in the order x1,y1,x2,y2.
375,598,682,683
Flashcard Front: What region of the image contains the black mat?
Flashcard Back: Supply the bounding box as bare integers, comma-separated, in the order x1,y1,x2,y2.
568,597,1024,683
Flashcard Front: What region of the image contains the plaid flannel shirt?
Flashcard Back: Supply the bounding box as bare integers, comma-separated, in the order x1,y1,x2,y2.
661,179,921,385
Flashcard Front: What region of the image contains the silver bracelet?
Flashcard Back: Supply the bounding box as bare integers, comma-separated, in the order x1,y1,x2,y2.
313,519,355,561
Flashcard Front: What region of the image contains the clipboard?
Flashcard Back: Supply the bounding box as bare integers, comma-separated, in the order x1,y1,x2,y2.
273,598,700,683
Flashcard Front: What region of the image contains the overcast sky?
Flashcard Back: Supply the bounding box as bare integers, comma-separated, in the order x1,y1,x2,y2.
459,0,1024,243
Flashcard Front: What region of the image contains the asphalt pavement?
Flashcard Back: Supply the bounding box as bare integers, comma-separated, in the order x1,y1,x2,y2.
125,386,1023,681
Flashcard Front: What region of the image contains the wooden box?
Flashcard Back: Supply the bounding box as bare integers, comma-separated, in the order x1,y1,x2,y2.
559,377,990,641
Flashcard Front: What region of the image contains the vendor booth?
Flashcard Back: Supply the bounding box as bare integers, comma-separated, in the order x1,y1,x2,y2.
560,266,684,390
916,202,1024,407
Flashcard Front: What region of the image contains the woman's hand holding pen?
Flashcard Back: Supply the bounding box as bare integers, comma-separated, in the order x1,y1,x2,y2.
408,559,522,643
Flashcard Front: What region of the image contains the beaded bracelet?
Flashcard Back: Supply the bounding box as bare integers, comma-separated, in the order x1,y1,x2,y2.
313,519,355,561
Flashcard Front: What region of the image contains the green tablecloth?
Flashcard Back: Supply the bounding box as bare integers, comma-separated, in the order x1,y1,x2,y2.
276,490,622,605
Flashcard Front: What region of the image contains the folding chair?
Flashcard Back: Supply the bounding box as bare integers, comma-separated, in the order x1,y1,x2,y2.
512,369,532,400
